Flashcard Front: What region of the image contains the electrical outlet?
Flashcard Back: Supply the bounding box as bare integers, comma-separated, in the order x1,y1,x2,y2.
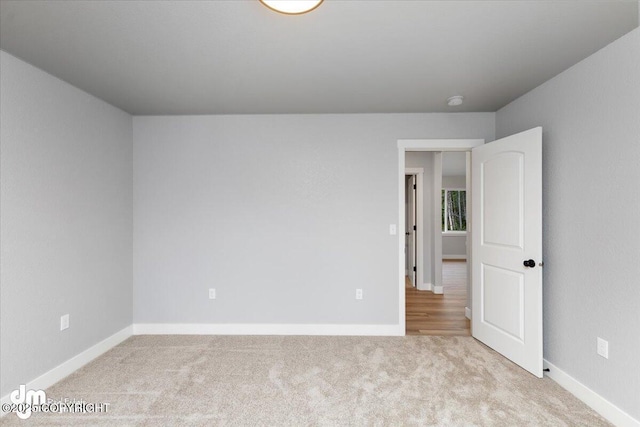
60,314,69,331
355,289,363,300
597,337,608,359
209,288,216,300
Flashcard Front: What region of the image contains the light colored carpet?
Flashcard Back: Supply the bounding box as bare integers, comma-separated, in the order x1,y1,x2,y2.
2,335,610,426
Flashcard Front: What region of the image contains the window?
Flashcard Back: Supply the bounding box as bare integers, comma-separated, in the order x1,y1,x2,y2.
442,189,467,232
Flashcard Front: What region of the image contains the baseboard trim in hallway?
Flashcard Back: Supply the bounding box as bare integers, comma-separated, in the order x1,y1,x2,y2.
406,261,470,336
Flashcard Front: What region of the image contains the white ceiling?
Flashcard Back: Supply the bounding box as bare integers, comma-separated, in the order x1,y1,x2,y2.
1,1,637,115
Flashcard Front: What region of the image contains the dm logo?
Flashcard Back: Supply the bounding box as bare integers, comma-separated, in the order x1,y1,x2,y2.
10,385,46,419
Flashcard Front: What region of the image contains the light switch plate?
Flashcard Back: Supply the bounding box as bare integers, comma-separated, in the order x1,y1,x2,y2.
60,314,69,331
597,337,608,359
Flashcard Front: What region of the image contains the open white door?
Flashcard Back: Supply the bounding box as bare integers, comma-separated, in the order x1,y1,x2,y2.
471,127,543,378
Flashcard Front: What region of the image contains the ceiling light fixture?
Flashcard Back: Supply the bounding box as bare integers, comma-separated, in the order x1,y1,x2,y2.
259,0,324,15
447,95,464,107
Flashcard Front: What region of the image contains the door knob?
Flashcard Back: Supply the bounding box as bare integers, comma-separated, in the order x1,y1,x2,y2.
523,259,536,268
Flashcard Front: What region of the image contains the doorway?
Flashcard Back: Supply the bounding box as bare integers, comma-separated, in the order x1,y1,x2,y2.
404,169,424,289
398,129,543,377
403,148,474,335
397,139,484,334
405,175,416,286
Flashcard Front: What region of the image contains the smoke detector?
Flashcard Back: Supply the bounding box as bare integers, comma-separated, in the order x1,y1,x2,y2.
447,96,464,106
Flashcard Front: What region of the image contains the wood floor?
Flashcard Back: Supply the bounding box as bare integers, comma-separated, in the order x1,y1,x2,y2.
406,260,471,336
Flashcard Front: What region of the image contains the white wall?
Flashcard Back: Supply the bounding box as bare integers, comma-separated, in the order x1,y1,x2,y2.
133,114,494,325
496,28,640,421
0,52,133,397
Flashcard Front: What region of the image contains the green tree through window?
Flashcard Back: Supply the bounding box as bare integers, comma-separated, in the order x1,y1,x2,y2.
442,189,467,232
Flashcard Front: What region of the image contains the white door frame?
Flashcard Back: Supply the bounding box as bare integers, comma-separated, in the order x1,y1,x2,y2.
405,168,424,289
397,139,484,332
433,152,443,294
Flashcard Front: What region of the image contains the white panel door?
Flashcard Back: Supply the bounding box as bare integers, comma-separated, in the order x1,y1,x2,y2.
471,127,543,378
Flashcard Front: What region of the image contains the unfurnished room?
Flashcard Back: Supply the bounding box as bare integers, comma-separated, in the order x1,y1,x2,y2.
1,1,639,425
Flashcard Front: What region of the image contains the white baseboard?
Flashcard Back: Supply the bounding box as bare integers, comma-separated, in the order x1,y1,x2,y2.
433,285,444,294
133,323,404,336
544,359,639,427
8,325,637,426
1,325,132,417
417,282,432,291
465,307,472,319
442,255,467,260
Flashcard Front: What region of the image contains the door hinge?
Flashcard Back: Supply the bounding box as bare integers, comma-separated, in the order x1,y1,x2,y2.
413,184,416,190
413,225,416,231
413,266,416,272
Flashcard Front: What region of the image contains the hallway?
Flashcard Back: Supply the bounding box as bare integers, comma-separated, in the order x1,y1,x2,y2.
406,260,470,336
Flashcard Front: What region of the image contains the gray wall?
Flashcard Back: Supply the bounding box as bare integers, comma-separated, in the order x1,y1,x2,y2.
495,28,640,420
442,235,466,258
0,52,133,397
133,114,494,324
442,175,465,188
